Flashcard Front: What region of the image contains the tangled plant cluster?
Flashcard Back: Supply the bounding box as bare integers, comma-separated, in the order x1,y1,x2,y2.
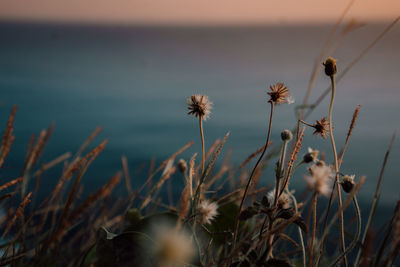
0,22,399,267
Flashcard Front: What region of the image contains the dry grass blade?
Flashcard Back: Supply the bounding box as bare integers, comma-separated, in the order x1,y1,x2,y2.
0,105,17,168
121,155,132,194
188,153,197,199
140,166,176,210
238,143,270,170
2,192,32,238
55,173,121,242
74,126,102,158
32,152,72,178
139,141,194,193
0,177,23,192
338,105,361,165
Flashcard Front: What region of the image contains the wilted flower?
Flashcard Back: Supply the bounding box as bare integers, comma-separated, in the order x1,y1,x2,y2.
267,189,292,209
267,83,294,105
197,200,219,224
304,164,335,197
312,117,329,138
341,174,355,193
187,94,212,120
147,221,195,267
323,57,338,76
303,147,319,163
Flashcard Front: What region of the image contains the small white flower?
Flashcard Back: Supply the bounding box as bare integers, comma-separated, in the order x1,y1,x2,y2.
267,189,292,209
197,200,218,224
304,164,335,197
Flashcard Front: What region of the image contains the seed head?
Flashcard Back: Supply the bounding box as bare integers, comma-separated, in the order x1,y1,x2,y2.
323,57,338,76
267,189,292,209
197,200,219,225
341,174,355,193
146,221,195,267
177,159,187,173
312,117,329,138
304,164,335,197
267,82,294,105
281,129,293,142
187,94,212,120
303,147,319,163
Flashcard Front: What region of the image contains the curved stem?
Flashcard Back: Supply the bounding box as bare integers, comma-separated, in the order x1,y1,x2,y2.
199,118,205,174
274,140,288,208
329,196,361,267
318,75,347,266
232,101,274,257
309,192,317,267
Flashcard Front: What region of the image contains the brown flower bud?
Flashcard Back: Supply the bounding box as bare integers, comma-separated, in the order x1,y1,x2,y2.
341,175,355,193
323,57,337,76
177,159,187,173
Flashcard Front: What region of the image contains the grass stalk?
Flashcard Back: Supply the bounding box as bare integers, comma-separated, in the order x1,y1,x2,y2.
199,117,205,174
354,132,396,266
308,192,317,267
232,101,274,255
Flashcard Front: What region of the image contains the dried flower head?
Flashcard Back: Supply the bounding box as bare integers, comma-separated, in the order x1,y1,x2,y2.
281,129,293,142
303,147,319,163
197,200,219,224
312,117,329,138
147,221,195,267
323,57,337,76
304,164,335,197
187,94,212,120
341,174,355,193
177,159,187,173
267,189,292,210
267,83,294,105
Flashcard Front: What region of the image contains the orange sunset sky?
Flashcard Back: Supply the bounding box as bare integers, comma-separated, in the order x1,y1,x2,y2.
0,0,399,25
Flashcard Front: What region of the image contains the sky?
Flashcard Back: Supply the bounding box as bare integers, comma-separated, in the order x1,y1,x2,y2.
0,0,399,25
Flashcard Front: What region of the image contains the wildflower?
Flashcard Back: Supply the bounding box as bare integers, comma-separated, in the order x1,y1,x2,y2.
147,221,195,267
187,94,212,120
267,189,292,209
197,200,218,224
312,117,329,138
341,174,355,193
303,147,319,163
177,159,187,173
281,129,293,142
304,164,335,197
267,82,294,105
323,57,338,76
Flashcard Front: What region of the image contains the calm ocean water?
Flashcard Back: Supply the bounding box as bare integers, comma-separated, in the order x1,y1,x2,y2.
0,22,399,221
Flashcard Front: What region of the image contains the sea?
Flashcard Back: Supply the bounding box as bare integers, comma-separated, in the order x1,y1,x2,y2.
0,21,399,226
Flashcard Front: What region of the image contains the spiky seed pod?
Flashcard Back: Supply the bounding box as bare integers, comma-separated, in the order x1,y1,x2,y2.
341,175,355,193
312,117,329,138
267,83,294,105
281,129,293,142
187,94,212,120
303,147,319,163
323,57,337,76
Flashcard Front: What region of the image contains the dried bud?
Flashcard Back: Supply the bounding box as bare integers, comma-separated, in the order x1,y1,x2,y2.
323,57,337,76
341,174,355,193
281,129,293,141
177,159,187,173
303,147,319,163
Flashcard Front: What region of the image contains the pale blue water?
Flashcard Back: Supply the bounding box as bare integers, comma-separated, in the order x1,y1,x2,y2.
0,22,399,221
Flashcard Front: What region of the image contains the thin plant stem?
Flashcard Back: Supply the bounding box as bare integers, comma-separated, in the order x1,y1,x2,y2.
199,117,205,174
326,75,347,266
329,196,361,267
274,140,288,208
309,192,317,267
232,101,274,257
354,132,396,266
